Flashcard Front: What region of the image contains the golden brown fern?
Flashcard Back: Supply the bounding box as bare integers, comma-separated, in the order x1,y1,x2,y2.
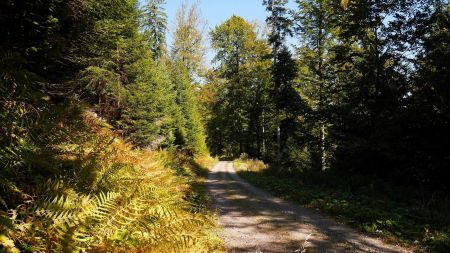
2,112,221,252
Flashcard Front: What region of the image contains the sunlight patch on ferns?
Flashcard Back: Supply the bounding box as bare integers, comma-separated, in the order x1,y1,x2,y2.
1,111,221,252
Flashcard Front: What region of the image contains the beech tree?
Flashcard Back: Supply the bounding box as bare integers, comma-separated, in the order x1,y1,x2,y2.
209,16,273,157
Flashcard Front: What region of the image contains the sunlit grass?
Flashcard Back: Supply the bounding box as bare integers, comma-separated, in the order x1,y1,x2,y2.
233,154,267,173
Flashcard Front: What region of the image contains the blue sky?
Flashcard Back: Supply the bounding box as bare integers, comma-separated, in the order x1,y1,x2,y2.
163,0,288,31
140,0,297,63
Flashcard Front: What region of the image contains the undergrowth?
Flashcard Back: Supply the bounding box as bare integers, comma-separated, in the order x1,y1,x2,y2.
233,154,267,172
0,103,222,252
234,160,450,253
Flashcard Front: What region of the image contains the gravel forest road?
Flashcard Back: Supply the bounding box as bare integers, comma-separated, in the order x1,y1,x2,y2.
207,161,411,253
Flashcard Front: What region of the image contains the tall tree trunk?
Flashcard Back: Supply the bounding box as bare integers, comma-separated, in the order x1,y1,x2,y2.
277,118,281,160
262,110,266,157
321,124,326,171
317,1,326,171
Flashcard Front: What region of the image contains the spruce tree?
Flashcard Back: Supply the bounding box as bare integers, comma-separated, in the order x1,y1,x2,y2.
121,53,177,148
293,0,336,170
171,61,207,155
263,0,302,163
142,0,168,59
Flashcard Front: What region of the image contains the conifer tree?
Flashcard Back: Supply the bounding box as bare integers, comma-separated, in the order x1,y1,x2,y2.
142,0,168,59
328,0,416,174
406,0,450,187
293,0,335,170
121,52,177,148
171,61,207,154
263,0,302,163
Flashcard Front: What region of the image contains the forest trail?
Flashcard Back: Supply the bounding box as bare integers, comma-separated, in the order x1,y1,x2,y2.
207,161,411,253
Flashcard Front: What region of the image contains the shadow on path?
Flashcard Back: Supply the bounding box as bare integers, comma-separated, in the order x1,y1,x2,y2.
207,161,411,253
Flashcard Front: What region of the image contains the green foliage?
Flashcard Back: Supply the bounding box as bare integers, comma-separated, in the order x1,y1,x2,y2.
2,0,449,251
263,0,292,49
171,62,208,155
142,0,168,59
121,56,177,148
203,0,450,199
1,0,214,251
263,0,302,165
404,2,450,188
171,1,206,76
291,0,336,170
81,66,125,118
208,16,274,158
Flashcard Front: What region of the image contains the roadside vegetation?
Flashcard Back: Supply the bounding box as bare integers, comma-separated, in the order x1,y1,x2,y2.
234,157,450,252
1,108,222,252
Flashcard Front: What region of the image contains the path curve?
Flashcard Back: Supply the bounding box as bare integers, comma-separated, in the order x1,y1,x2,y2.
207,161,411,253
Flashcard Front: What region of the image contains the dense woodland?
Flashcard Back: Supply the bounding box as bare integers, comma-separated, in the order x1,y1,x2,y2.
205,1,449,250
205,0,449,190
0,0,449,252
0,0,216,252
205,0,449,251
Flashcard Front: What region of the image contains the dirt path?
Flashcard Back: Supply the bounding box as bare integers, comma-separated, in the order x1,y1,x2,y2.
207,161,411,253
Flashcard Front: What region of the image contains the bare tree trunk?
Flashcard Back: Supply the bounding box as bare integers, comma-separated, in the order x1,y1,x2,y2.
321,123,326,171
262,110,266,156
277,118,281,161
